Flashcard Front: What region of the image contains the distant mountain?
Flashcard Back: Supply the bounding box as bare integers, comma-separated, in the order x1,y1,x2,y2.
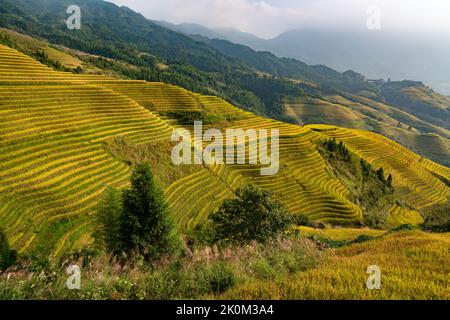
155,21,226,40
155,21,265,49
266,30,450,95
166,23,450,96
203,38,374,94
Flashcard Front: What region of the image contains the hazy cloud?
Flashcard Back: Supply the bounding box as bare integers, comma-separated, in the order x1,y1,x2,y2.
108,0,450,38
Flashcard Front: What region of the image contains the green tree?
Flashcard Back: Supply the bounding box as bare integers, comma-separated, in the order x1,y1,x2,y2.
0,229,16,270
119,163,181,260
93,187,122,253
212,185,293,245
376,167,386,183
360,159,372,179
387,174,393,189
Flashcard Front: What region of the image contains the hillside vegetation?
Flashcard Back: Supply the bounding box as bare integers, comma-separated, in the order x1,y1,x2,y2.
1,229,448,300
0,44,448,259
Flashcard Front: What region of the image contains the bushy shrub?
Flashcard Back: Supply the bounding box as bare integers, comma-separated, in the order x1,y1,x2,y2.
250,259,275,280
191,262,236,295
313,237,349,248
351,234,374,244
420,204,450,233
165,111,223,125
206,262,236,294
186,222,216,246
390,224,418,233
324,138,351,162
293,214,311,226
212,185,293,245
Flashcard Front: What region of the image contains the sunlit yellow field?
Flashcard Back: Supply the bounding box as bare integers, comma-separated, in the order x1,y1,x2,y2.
220,230,450,300
298,226,386,241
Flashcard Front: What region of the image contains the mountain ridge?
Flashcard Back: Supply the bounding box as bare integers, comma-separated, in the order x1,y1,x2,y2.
167,22,450,96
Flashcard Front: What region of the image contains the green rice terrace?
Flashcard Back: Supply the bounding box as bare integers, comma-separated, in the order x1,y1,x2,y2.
0,44,449,258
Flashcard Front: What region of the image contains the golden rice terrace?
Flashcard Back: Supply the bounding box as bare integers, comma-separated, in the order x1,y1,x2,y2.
0,45,448,257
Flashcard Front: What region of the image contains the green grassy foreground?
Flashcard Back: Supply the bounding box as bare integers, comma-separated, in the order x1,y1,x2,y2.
0,229,448,300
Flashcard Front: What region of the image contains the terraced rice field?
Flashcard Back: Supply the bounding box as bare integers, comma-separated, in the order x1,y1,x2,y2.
0,44,449,257
0,45,173,254
298,226,385,241
284,98,365,128
387,205,424,228
109,87,364,228
307,124,450,210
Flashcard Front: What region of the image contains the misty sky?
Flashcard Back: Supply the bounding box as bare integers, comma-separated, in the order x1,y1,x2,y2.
108,0,450,38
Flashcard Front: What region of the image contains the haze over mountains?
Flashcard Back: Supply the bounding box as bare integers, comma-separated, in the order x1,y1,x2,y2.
162,22,450,96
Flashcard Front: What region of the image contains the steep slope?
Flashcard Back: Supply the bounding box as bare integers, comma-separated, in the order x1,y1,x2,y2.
0,27,104,74
307,124,449,210
0,45,448,258
284,97,367,129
